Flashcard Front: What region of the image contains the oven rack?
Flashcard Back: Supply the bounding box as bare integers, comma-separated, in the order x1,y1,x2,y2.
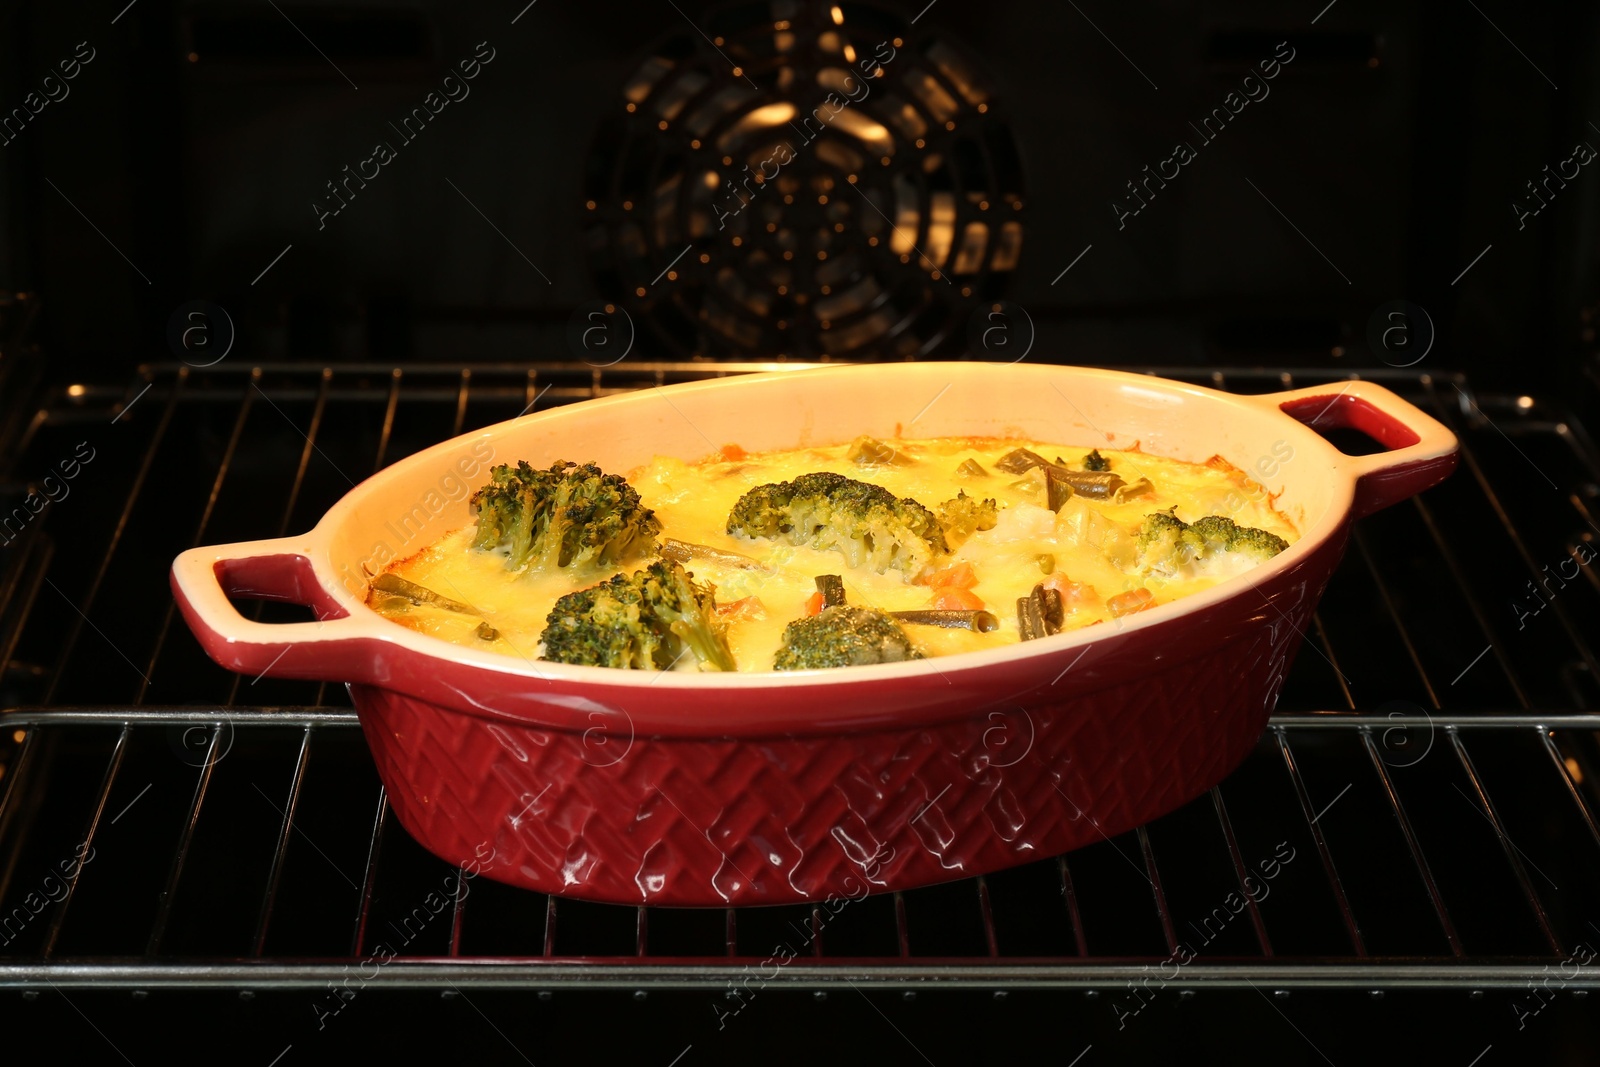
0,709,1597,990
2,362,1599,995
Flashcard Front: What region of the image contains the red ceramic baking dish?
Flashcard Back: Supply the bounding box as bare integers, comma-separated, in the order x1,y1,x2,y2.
171,363,1457,906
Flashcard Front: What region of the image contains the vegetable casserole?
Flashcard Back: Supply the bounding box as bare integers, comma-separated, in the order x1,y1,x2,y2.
366,435,1297,671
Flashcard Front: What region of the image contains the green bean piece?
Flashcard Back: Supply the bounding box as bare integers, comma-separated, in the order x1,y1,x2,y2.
1016,595,1048,641
994,448,1126,500
1032,583,1064,633
1044,466,1075,511
369,573,477,614
890,609,1001,633
995,447,1051,474
659,538,765,569
815,574,847,608
1112,477,1154,502
847,435,908,466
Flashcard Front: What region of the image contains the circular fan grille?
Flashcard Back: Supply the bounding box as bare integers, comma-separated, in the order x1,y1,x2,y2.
583,1,1025,360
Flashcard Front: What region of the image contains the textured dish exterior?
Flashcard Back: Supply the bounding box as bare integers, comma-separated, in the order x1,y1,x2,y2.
354,543,1334,906
172,363,1457,906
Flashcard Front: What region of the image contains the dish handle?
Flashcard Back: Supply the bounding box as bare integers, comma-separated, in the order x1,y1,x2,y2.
1255,380,1460,518
170,536,370,682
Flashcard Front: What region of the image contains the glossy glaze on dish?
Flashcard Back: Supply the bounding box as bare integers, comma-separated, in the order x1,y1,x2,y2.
172,363,1458,906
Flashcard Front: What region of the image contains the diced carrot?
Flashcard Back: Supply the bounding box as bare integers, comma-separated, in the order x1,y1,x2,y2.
720,443,747,461
803,591,826,616
1044,572,1098,607
932,587,986,611
923,561,978,589
717,595,767,621
1107,588,1155,618
1063,584,1098,607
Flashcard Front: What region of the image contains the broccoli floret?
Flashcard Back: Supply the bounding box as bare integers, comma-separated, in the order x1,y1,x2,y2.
773,606,923,670
726,471,948,577
1189,515,1290,560
1083,449,1110,472
1135,509,1288,578
539,559,735,671
935,491,999,549
470,460,661,574
1135,509,1205,577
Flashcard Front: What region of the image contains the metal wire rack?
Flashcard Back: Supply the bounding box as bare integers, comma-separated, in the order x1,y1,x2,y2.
1,362,1598,994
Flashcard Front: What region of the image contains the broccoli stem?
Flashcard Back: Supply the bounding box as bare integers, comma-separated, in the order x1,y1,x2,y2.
667,619,738,672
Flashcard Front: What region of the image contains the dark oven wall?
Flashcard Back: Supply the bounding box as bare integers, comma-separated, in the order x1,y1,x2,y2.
2,1,1598,395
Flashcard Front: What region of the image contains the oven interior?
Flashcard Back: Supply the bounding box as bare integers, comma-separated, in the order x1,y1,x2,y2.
5,0,1600,1060
2,358,1599,1060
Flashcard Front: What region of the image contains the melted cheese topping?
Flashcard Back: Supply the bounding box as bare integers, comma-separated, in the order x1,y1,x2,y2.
368,438,1296,671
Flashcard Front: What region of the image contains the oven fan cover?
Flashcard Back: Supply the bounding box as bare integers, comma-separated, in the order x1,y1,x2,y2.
582,0,1025,361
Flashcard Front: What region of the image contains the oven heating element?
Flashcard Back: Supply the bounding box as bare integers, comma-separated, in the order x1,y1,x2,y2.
584,1,1025,360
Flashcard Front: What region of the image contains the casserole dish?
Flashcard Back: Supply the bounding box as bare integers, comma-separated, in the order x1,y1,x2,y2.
171,363,1457,906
